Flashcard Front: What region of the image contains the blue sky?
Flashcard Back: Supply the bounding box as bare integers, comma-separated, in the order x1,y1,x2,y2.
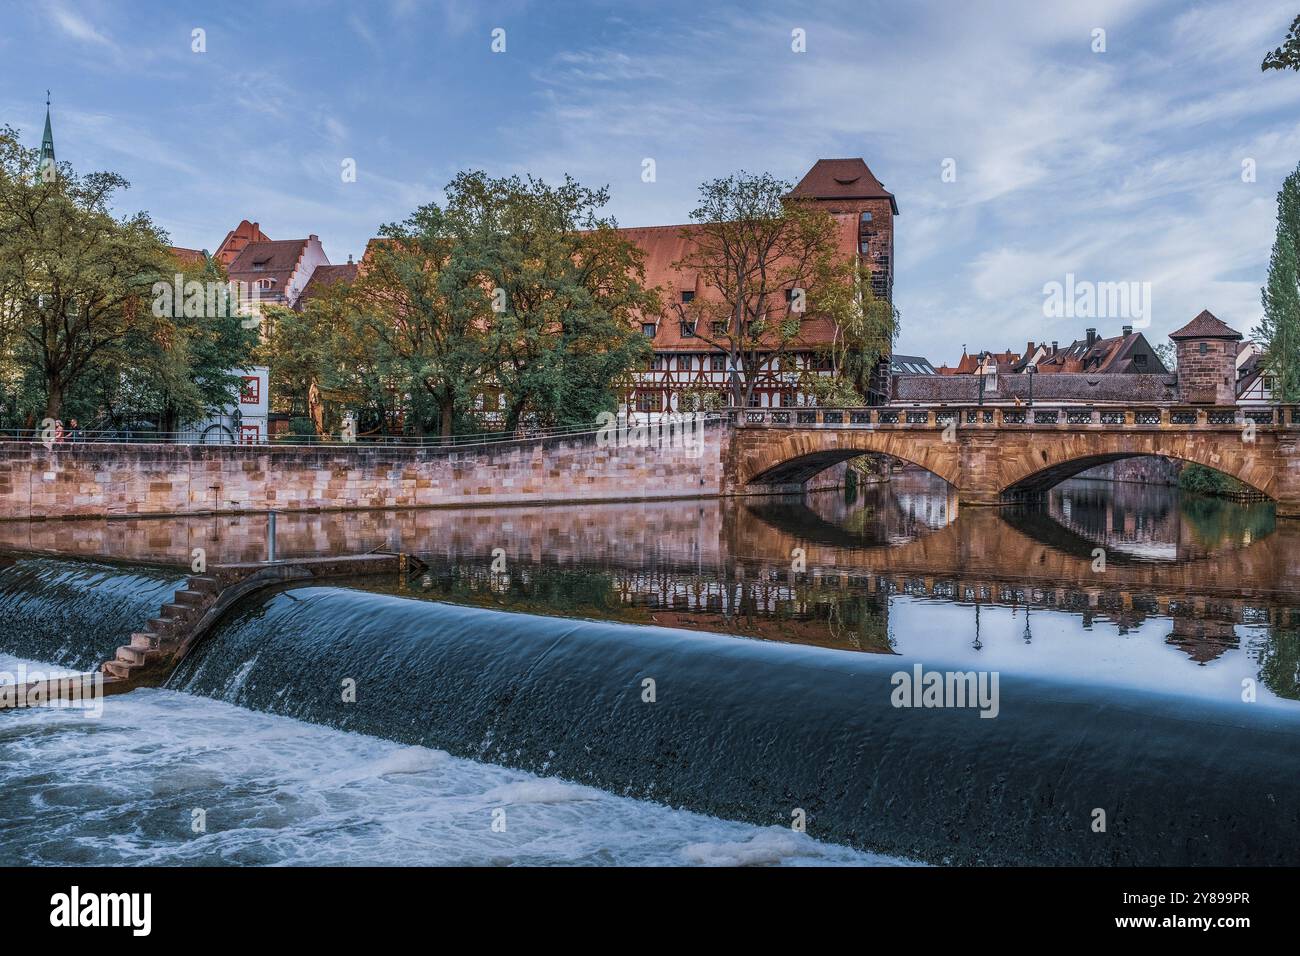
3,0,1300,362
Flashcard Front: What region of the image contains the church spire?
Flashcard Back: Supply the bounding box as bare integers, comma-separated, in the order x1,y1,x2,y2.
39,91,55,178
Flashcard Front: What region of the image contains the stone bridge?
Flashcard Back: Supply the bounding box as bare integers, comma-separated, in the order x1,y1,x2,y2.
4,404,1300,519
726,404,1300,516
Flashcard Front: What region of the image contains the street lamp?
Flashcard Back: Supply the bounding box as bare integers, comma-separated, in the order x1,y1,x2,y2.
1026,364,1037,407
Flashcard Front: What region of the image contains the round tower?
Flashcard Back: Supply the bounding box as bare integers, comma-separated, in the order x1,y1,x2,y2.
1169,310,1242,405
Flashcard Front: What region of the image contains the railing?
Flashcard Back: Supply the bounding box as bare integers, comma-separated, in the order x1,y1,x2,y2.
0,412,730,450
733,405,1300,429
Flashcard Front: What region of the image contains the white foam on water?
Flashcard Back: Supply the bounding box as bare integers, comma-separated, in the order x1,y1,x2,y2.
482,778,605,805
0,669,909,867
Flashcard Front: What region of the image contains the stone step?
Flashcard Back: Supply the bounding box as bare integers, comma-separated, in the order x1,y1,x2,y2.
161,603,197,620
102,660,134,680
187,575,220,595
130,632,161,651
116,646,148,666
174,589,208,607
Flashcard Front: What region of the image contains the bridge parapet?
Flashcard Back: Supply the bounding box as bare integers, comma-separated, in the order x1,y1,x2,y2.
735,404,1300,431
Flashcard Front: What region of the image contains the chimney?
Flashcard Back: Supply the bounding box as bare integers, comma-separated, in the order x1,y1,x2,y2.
1122,324,1132,337
1051,341,1059,354
309,234,319,242
1086,327,1098,347
347,254,354,264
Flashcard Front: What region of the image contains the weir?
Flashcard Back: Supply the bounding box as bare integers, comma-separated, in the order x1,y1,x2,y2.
167,585,1300,866
0,552,424,705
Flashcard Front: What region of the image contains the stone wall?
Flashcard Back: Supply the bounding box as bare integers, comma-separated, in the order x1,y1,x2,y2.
0,420,732,520
1076,457,1182,486
1176,338,1236,404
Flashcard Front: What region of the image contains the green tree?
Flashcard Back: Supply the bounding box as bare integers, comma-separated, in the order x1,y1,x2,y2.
670,171,896,408
1255,164,1300,402
0,126,171,420
443,170,655,430
1262,14,1300,71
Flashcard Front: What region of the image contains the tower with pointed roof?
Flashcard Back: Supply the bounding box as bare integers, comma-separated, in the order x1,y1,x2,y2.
1170,310,1242,405
39,92,55,181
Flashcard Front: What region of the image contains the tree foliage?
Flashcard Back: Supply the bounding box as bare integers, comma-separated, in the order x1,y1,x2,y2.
0,126,254,431
1262,14,1300,71
1255,163,1300,403
670,171,896,408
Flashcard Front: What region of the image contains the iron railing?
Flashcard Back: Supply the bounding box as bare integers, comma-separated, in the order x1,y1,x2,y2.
0,413,731,450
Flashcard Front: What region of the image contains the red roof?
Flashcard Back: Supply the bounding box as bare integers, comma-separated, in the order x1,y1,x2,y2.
227,238,313,304
788,158,899,214
1170,309,1242,340
296,263,359,309
168,246,206,266
215,220,271,267
616,215,859,353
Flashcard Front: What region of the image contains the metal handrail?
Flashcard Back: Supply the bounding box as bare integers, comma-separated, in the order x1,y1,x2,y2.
0,412,730,450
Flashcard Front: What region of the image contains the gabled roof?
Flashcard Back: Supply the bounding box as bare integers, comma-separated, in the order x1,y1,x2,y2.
215,219,272,267
1170,310,1242,340
788,159,899,214
227,238,313,303
296,263,358,310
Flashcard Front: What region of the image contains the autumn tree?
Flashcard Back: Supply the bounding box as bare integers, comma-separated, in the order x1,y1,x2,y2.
442,170,655,430
669,171,896,408
0,126,171,421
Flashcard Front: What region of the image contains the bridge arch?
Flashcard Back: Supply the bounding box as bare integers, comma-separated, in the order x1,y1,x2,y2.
998,439,1273,500
733,430,961,489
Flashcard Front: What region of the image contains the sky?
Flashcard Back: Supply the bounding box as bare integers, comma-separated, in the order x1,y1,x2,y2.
3,0,1300,363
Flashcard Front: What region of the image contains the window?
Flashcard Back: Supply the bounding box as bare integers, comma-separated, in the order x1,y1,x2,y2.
680,321,696,338
711,354,726,372
257,278,276,290
1199,342,1209,355
680,290,695,303
860,212,873,223
642,323,656,338
711,321,728,336
635,392,661,413
239,376,260,405
1133,353,1147,367
650,355,665,371
748,392,762,408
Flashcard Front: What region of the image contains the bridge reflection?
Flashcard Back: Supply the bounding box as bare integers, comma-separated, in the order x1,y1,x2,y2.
2,475,1296,701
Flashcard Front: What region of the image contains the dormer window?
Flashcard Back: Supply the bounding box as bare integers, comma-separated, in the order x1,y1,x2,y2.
680,290,695,303
642,323,656,338
257,278,276,290
252,258,271,271
680,321,696,338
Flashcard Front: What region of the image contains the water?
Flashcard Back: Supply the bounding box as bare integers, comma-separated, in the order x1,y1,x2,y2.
0,653,882,866
3,474,1300,865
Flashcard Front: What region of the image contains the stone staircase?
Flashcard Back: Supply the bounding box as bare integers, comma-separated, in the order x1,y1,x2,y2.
101,574,221,682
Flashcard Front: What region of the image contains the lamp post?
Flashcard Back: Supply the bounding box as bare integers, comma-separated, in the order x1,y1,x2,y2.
1026,364,1037,408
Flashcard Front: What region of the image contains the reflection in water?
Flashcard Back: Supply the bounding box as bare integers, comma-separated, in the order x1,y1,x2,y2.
3,472,1300,866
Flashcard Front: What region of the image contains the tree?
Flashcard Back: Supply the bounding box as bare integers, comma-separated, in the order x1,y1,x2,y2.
0,126,171,420
443,170,655,430
1255,163,1300,403
669,171,895,408
1262,15,1300,71
1152,341,1177,372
